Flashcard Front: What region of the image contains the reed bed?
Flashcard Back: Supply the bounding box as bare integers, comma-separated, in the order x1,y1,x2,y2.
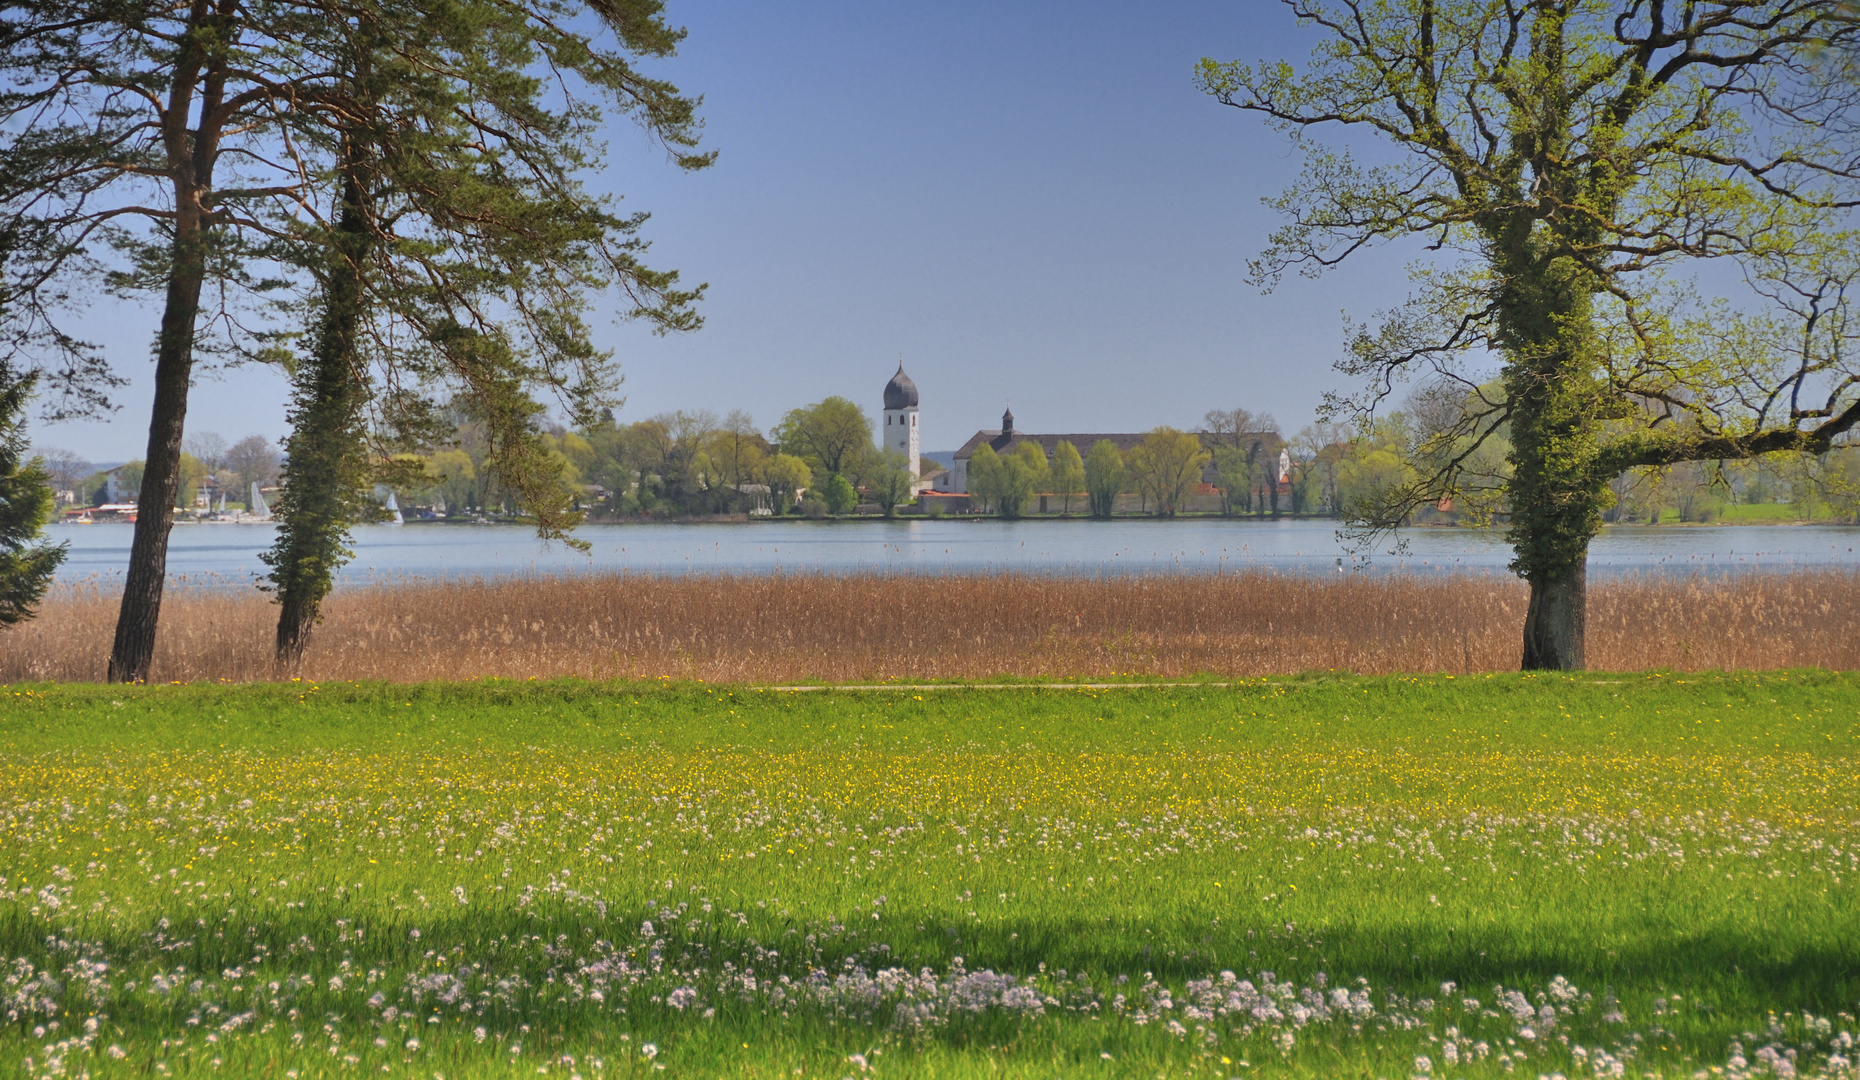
5,569,1856,683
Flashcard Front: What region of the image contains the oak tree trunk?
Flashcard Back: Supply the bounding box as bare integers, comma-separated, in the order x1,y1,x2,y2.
1521,557,1586,671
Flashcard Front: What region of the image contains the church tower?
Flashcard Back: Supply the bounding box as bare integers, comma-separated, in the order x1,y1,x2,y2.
882,362,920,487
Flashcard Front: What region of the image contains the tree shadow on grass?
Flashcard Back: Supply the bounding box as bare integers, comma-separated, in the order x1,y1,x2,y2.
6,898,1854,1020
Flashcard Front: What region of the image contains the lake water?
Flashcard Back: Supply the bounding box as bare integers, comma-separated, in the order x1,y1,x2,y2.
46,519,1860,585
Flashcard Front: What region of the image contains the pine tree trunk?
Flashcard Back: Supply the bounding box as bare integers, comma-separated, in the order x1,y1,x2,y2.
269,164,371,665
108,229,206,683
275,593,314,662
1521,557,1587,670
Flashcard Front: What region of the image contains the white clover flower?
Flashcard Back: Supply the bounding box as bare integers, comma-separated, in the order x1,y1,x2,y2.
641,1043,659,1060
1413,1053,1432,1075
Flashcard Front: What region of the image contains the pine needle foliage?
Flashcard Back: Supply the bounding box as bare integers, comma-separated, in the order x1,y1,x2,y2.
0,368,64,625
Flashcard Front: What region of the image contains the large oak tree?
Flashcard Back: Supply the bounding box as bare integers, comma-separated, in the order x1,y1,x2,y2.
1200,0,1860,668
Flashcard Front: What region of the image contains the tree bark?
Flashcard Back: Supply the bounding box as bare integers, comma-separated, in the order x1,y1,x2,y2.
108,234,206,683
1521,557,1586,671
270,157,371,665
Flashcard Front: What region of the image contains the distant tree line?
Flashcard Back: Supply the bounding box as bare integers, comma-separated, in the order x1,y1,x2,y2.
1337,380,1860,528
38,394,1857,528
33,433,283,511
362,395,916,520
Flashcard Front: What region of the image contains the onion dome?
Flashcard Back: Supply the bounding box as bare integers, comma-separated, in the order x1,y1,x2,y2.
883,363,919,410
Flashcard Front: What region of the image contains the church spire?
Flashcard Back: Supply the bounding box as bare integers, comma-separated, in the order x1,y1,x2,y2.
1001,403,1015,434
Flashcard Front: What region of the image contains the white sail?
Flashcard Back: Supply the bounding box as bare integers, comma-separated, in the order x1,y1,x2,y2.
385,491,403,525
249,482,270,518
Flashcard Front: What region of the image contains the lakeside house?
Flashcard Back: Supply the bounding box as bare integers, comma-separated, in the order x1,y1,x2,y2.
100,463,139,504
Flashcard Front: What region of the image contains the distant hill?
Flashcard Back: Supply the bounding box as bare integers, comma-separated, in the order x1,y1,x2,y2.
920,451,955,469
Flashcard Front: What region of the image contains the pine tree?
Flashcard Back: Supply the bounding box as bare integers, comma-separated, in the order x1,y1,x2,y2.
0,0,707,675
0,368,65,625
260,0,709,662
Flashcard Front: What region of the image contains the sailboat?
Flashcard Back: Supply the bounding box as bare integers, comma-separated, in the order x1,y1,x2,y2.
385,491,403,525
249,482,271,519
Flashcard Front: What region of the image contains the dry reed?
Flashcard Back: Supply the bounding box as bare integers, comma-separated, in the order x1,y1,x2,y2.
4,570,1856,684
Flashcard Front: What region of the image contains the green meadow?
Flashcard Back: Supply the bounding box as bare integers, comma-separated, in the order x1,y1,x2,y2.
1,673,1856,1078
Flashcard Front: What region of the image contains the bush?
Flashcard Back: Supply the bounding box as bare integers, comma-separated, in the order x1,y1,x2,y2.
822,473,857,515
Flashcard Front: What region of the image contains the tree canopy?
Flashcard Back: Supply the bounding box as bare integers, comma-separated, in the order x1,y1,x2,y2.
1200,0,1860,668
1084,440,1125,519
1127,427,1210,518
774,397,873,480
0,0,709,678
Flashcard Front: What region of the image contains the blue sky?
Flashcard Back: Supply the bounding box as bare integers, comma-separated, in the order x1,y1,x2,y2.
29,0,1433,463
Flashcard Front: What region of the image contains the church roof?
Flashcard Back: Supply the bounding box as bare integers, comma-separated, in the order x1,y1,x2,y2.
952,429,1283,459
883,363,919,410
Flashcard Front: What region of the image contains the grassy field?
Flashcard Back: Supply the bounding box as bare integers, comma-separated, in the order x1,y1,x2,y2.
1,674,1856,1078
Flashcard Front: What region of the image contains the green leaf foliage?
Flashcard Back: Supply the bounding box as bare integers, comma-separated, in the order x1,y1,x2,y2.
821,473,857,516
1200,1,1860,666
1084,440,1124,519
